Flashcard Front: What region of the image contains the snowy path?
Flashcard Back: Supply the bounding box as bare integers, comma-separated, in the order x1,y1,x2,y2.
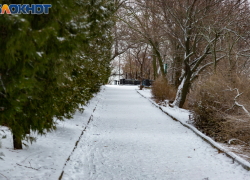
62,85,250,180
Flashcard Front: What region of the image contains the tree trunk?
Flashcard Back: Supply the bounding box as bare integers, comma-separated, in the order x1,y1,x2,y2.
13,134,22,149
149,40,165,78
140,80,143,90
140,64,143,90
153,54,157,80
172,71,192,108
172,29,192,108
154,47,165,77
174,55,182,88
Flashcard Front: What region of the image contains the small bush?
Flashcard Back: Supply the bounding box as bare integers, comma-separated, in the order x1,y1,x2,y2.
188,72,250,143
151,76,176,102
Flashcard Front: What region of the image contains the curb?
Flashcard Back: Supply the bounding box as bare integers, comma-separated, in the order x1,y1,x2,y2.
136,90,250,171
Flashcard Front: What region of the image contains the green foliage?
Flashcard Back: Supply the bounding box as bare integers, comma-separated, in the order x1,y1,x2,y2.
0,0,115,148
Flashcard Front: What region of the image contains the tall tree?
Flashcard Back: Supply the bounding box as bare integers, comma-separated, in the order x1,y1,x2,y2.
157,0,248,108
0,0,115,149
117,0,167,78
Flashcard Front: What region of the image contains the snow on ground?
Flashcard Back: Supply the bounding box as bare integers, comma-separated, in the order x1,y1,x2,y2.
137,88,191,122
0,90,102,180
62,85,250,180
138,88,250,169
1,85,250,180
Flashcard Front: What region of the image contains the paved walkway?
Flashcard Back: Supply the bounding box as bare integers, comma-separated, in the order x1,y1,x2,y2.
62,85,250,180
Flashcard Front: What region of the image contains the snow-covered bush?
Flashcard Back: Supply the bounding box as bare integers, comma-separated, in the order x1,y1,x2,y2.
151,76,176,102
188,72,250,143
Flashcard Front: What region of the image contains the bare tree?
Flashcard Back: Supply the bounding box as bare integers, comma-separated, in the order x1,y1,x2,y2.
155,0,250,108
130,44,149,89
117,0,168,78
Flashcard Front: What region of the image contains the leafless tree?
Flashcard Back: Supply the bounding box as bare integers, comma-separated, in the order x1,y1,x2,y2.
154,0,250,108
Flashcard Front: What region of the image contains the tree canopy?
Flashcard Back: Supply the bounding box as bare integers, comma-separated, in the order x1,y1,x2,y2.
0,0,115,149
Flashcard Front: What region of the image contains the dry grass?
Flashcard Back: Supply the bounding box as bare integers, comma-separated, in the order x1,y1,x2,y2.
188,71,250,144
151,76,176,102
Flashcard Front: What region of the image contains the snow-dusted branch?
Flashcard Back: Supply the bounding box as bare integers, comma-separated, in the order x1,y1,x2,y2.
191,43,211,72
164,4,185,33
239,49,250,53
228,138,249,145
190,50,225,81
184,52,194,62
110,43,137,61
225,87,250,117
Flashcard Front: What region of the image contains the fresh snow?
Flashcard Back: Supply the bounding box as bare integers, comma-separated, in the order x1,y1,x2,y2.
138,88,250,170
36,52,44,57
1,85,250,179
0,90,100,179
57,37,66,42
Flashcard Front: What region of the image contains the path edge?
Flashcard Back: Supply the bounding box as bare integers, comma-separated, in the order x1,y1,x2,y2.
136,89,250,171
58,88,104,180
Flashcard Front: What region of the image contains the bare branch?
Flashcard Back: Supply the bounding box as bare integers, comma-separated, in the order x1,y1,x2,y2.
225,87,250,117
